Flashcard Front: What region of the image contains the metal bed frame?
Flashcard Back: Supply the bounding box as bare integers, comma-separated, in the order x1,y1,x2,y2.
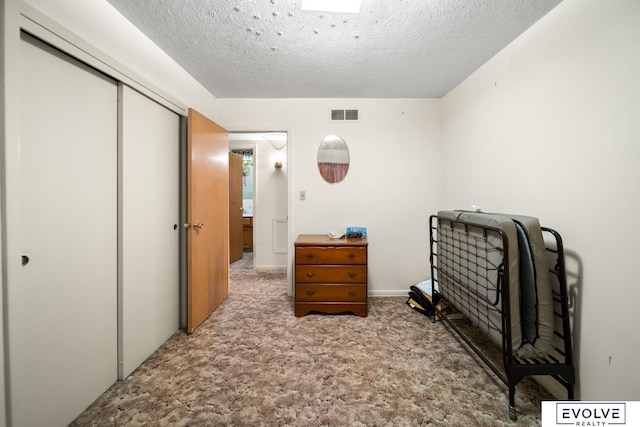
429,214,575,421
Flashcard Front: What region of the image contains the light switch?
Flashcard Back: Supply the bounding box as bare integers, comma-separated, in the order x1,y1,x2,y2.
300,191,306,201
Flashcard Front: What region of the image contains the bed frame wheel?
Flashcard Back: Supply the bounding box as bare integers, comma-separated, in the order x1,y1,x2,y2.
508,406,517,421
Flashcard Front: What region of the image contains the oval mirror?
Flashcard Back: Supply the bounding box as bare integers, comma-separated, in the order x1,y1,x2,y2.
317,135,350,184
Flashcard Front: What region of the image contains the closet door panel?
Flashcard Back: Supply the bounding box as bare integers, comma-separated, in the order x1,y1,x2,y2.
17,33,118,427
119,85,180,379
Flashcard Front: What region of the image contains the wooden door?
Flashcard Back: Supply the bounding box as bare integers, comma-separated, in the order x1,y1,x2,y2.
16,33,118,426
229,152,244,262
187,108,229,333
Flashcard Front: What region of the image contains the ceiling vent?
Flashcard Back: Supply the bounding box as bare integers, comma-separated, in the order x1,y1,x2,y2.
330,109,359,122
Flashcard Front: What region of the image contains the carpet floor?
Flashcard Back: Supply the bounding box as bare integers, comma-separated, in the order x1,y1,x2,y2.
71,260,551,426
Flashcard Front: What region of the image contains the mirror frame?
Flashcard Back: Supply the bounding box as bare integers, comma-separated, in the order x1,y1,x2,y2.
317,135,350,184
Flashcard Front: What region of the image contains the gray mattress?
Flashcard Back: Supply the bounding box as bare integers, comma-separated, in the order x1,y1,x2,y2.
509,214,554,358
435,211,553,358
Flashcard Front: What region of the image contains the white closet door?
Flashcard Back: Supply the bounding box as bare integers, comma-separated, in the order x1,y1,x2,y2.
17,33,118,426
119,85,180,379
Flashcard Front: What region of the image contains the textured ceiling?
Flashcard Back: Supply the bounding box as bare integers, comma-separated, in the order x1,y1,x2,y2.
106,0,563,98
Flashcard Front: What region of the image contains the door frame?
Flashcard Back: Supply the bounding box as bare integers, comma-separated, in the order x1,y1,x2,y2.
179,117,188,328
227,128,292,295
229,143,256,268
228,152,246,263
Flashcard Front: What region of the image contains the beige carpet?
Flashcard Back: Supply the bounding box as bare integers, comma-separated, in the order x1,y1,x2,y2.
71,260,551,426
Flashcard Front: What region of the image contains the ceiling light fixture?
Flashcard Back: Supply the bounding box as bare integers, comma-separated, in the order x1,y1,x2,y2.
263,132,287,150
262,132,287,142
300,0,362,14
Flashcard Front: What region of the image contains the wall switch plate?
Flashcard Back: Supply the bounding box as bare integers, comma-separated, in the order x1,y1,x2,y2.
300,191,306,201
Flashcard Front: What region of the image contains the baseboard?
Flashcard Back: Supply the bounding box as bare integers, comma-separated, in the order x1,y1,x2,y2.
368,290,408,297
255,265,287,271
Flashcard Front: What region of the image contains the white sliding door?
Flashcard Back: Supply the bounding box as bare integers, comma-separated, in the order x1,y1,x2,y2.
16,33,118,426
119,85,180,379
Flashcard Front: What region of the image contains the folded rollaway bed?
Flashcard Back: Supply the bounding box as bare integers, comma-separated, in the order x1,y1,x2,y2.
429,211,575,420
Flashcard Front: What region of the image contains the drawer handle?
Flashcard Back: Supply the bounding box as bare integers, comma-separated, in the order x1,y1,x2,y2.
306,290,314,296
348,272,356,279
348,291,356,297
306,272,314,278
348,253,356,259
305,253,315,259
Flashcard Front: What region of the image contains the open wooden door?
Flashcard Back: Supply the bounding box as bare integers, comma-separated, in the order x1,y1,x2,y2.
229,152,244,263
187,108,229,333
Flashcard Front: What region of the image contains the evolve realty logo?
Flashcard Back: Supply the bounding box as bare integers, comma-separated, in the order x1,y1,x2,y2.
546,402,626,426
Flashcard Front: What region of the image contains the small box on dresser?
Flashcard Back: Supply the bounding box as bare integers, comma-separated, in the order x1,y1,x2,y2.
294,234,368,317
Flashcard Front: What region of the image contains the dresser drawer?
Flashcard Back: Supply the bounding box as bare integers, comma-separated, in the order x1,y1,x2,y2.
295,246,367,265
296,284,366,302
295,265,367,283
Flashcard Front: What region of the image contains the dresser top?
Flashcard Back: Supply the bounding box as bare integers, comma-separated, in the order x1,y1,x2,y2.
295,234,368,247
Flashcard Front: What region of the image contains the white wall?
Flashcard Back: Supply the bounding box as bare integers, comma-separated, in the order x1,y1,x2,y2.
21,0,218,120
1,0,21,425
441,0,640,400
219,99,442,295
0,0,15,423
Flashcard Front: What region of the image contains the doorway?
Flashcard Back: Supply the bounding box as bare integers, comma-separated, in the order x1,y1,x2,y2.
229,148,254,266
229,132,288,271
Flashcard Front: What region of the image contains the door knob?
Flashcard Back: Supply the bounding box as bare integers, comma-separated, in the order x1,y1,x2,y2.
184,223,205,230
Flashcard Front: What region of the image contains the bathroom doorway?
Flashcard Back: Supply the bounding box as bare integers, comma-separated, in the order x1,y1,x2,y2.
229,132,288,271
229,148,254,262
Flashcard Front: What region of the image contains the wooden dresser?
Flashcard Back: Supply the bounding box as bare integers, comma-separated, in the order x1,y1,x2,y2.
294,234,368,317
